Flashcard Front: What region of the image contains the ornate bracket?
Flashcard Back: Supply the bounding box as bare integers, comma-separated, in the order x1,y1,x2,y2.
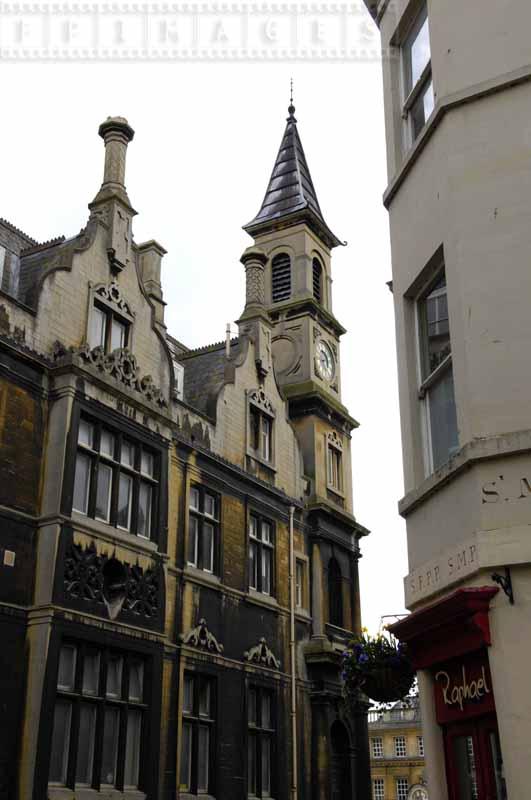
248,388,275,416
181,619,224,654
94,281,134,319
492,567,514,605
327,430,343,450
244,637,280,669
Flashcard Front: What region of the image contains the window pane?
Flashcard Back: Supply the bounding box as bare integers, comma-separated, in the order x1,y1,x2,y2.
82,650,100,696
129,661,144,702
110,318,127,351
420,275,451,378
101,707,120,785
100,429,115,458
203,522,214,572
95,463,112,522
197,725,210,792
188,516,198,566
199,680,211,717
89,306,106,350
106,655,123,698
261,521,271,543
249,541,258,590
73,453,91,514
78,419,94,448
262,736,272,796
183,675,194,714
190,487,200,510
121,440,135,468
250,406,260,451
407,11,430,89
58,645,77,691
117,474,133,530
138,482,152,539
141,450,154,477
250,516,258,539
49,700,72,784
262,547,272,595
248,733,257,795
429,367,459,469
423,78,435,120
76,703,96,785
261,416,272,461
261,693,271,729
124,709,142,788
296,561,303,608
204,492,216,518
248,688,257,725
180,722,192,791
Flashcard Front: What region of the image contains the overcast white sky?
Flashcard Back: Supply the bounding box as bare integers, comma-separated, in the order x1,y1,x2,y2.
0,44,408,630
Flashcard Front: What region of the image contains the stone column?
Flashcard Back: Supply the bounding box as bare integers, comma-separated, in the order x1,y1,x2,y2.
98,116,135,191
311,541,326,640
240,246,268,317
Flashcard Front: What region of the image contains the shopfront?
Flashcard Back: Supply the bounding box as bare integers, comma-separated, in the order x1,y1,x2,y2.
390,588,507,800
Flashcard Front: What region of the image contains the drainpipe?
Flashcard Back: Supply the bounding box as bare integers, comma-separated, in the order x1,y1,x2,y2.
289,504,298,800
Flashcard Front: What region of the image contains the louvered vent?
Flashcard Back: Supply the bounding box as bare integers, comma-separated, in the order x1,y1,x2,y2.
271,253,291,303
312,258,322,304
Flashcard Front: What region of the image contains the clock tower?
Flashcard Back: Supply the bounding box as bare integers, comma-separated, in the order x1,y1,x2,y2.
243,100,371,799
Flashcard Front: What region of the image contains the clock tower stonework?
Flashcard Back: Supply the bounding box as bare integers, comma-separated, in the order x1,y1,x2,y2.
243,102,371,799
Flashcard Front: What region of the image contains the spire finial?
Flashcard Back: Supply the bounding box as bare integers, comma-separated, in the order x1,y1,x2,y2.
287,78,296,121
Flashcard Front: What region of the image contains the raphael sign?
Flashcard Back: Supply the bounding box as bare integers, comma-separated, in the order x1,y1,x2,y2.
433,653,495,724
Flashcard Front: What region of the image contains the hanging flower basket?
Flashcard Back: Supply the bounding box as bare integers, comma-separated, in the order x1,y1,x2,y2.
342,630,415,704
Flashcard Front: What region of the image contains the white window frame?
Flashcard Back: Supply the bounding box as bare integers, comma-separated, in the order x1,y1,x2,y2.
394,735,407,758
373,777,385,800
415,264,458,475
417,735,424,757
401,2,434,147
396,777,409,800
371,737,384,759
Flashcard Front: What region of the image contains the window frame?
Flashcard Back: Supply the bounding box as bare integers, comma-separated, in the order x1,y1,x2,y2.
271,252,292,304
371,737,384,759
187,484,221,575
248,400,275,467
396,776,409,800
415,265,459,474
48,641,148,792
295,557,306,611
417,735,424,757
247,684,275,799
248,511,276,597
66,405,166,547
372,777,385,800
89,300,131,354
401,2,434,146
180,672,216,797
394,735,407,758
312,257,324,305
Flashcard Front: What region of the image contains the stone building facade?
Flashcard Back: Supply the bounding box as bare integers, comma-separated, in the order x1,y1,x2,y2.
0,109,370,799
362,0,531,798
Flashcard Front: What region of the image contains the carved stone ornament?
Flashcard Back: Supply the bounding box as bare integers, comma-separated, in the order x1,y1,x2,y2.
64,542,159,620
327,429,343,450
180,618,224,654
248,388,275,416
94,281,134,318
53,342,168,408
244,638,281,670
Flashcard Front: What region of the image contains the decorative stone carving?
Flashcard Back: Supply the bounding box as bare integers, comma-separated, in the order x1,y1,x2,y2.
64,542,159,620
53,342,168,408
180,619,224,654
244,638,281,669
327,430,343,450
94,281,134,318
249,388,275,416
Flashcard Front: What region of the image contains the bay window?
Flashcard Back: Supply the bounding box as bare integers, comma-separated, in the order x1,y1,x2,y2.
187,485,220,574
249,514,274,596
72,415,159,540
417,268,458,472
248,686,274,799
180,673,215,796
402,3,434,144
49,643,146,791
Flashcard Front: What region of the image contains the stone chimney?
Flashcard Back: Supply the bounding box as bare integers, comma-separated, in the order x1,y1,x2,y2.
237,246,272,381
92,116,135,209
138,240,167,328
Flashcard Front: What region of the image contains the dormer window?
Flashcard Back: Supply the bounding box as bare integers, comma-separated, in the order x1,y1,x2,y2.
271,253,291,303
312,258,323,304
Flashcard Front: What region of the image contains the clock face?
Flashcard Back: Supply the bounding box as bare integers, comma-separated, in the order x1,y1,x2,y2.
409,787,429,800
315,340,335,381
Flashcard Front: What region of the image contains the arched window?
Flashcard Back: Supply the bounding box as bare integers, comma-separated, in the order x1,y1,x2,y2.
328,557,343,628
312,258,323,304
271,253,291,303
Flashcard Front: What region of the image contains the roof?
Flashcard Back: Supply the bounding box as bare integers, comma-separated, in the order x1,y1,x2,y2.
179,338,241,417
244,104,342,249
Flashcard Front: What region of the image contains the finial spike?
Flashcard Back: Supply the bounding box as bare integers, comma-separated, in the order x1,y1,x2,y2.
288,78,296,120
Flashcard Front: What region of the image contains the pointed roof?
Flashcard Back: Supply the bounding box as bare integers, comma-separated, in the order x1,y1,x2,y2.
244,104,342,249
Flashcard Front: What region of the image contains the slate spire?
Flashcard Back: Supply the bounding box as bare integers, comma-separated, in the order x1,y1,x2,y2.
244,101,342,249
